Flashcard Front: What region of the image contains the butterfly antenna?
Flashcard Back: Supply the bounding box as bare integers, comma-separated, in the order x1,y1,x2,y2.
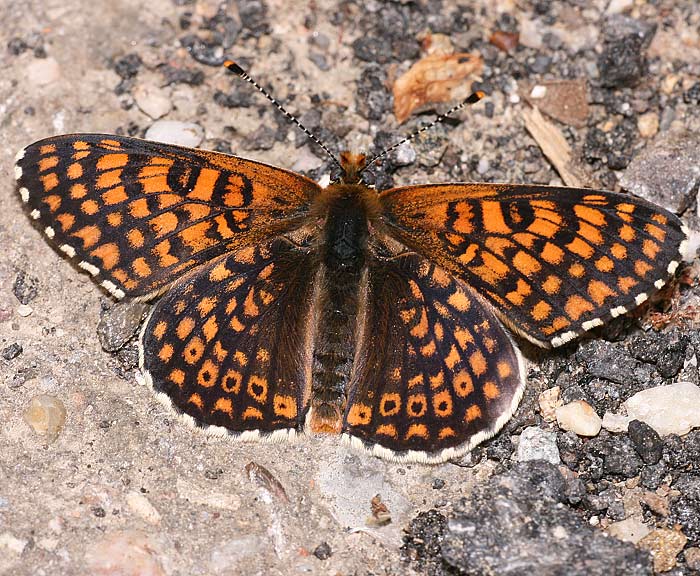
359,90,486,176
224,60,342,170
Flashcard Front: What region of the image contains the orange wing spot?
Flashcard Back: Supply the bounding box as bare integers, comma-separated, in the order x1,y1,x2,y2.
539,241,563,265
421,340,437,357
101,185,128,205
132,257,152,278
96,169,122,190
527,218,560,239
42,194,61,212
429,371,444,389
379,393,401,416
476,252,510,284
531,300,552,322
566,237,594,259
158,344,174,363
645,223,666,242
452,201,474,234
243,289,260,317
618,276,638,294
445,345,461,369
221,369,242,393
153,240,179,268
513,250,542,276
611,243,627,260
399,308,416,324
185,167,218,202
431,267,451,287
56,213,75,232
619,224,636,242
617,203,635,214
513,232,537,248
634,259,653,278
497,361,512,379
410,309,429,339
346,403,372,426
407,394,427,418
179,221,217,251
569,263,585,278
176,317,196,340
549,316,570,333
432,389,453,417
230,316,245,332
223,174,250,206
210,261,232,282
99,139,122,148
484,236,516,257
483,381,500,399
197,296,218,317
150,212,179,237
38,156,59,172
469,350,487,377
408,279,422,300
458,243,479,265
107,212,123,227
578,221,603,245
434,322,444,341
153,320,168,340
90,243,120,270
257,348,271,363
407,374,425,388
129,198,151,218
454,370,474,397
454,327,474,350
465,405,481,422
273,394,297,419
69,183,87,199
481,201,512,234
375,424,398,438
40,143,58,154
184,203,213,221
574,204,606,226
66,162,83,179
81,199,99,215
183,336,205,364
506,278,532,306
197,360,219,388
405,423,429,440
651,213,668,225
595,256,614,273
582,194,607,204
247,375,268,403
168,369,185,387
187,392,204,410
213,341,228,362
391,367,402,382
41,172,59,193
438,426,456,439
72,225,101,249
588,280,616,306
213,397,233,416
97,153,129,171
564,295,595,321
642,239,660,259
447,291,471,312
542,275,562,295
127,229,145,248
73,151,90,161
202,316,219,342
243,407,263,420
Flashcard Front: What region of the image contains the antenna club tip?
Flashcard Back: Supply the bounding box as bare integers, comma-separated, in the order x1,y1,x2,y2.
474,90,486,99
224,60,245,75
465,90,486,104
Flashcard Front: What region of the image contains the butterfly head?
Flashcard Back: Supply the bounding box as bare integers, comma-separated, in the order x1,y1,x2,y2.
339,151,367,184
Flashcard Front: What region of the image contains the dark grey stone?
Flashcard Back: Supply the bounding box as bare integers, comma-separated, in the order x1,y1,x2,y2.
97,300,150,353
628,420,663,465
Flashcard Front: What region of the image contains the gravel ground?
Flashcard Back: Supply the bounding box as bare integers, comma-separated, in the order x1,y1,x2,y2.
1,1,700,575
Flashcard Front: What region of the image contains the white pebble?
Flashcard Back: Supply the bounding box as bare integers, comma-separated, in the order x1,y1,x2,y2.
126,491,161,525
517,426,561,465
623,381,700,436
607,517,651,544
145,120,203,148
17,304,33,317
555,400,602,437
602,411,630,433
26,57,61,86
134,85,172,120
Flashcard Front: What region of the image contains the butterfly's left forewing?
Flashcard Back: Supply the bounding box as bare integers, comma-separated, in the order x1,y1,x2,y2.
15,134,319,299
379,183,687,347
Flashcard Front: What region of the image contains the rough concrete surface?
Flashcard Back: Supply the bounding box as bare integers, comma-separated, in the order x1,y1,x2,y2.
1,1,700,575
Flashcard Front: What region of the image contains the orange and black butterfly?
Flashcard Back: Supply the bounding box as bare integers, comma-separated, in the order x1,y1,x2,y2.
14,62,687,463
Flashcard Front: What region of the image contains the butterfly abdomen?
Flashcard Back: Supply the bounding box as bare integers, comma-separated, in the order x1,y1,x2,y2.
309,185,372,433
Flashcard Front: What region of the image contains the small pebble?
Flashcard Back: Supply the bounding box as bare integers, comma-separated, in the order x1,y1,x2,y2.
23,395,66,442
393,142,416,166
607,517,651,544
26,57,61,86
637,112,659,138
145,120,203,148
555,400,602,437
538,386,561,423
17,304,33,317
1,343,23,360
517,426,561,465
84,531,165,576
126,491,161,525
624,382,700,436
627,420,663,465
685,547,700,571
133,85,172,120
313,541,332,560
638,528,687,573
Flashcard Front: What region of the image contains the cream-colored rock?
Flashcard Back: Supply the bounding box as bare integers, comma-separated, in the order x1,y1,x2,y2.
607,517,651,544
638,528,687,572
555,400,602,436
638,112,659,138
23,395,66,442
126,492,162,525
624,382,700,436
538,386,561,423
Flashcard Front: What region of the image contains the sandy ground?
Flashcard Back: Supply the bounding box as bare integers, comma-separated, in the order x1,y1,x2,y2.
1,0,699,575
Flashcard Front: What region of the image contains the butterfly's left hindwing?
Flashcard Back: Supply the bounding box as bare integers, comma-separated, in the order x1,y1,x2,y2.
15,134,319,298
379,184,687,347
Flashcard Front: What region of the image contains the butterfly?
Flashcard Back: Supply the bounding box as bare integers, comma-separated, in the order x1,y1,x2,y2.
14,70,687,464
